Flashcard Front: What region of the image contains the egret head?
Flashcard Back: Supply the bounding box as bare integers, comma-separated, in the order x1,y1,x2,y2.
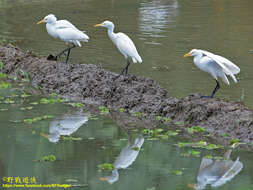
37,14,57,24
184,49,200,57
94,20,115,30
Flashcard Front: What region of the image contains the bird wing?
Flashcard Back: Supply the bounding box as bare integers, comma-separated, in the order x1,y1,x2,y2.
55,20,89,40
115,32,142,63
199,50,240,75
56,28,89,46
54,20,89,46
56,20,79,30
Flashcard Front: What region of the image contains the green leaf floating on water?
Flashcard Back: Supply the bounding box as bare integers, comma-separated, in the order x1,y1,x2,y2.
24,115,53,124
187,126,206,134
62,136,82,141
0,72,8,78
0,81,11,89
70,102,84,108
97,163,114,172
39,154,56,162
174,121,184,126
99,106,109,114
40,97,68,104
175,140,223,150
171,170,183,176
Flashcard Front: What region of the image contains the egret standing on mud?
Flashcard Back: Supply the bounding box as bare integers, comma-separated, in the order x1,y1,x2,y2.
37,14,89,64
184,49,240,98
94,21,142,80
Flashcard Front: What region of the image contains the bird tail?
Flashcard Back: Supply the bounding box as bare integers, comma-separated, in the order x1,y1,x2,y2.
136,54,142,63
230,73,238,83
221,74,230,85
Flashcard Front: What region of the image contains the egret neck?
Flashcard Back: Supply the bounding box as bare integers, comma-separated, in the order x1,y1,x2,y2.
107,25,116,42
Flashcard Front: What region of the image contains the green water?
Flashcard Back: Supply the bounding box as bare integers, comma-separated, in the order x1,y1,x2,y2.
0,82,253,189
0,0,253,107
1,0,253,189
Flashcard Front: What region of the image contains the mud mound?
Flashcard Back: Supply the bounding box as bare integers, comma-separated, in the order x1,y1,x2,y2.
1,45,253,144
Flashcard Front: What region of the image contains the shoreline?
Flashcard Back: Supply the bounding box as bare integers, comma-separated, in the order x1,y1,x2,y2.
1,44,252,146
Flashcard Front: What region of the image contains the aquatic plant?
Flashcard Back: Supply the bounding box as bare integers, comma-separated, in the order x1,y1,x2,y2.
165,130,179,136
99,106,109,114
163,117,172,123
20,106,33,111
30,102,39,105
40,97,68,104
171,170,183,176
156,116,163,121
0,81,11,89
20,93,31,98
119,108,126,112
0,73,8,78
0,60,4,71
4,98,15,104
174,121,184,126
175,140,223,150
187,126,206,134
97,163,114,172
62,136,82,141
230,138,239,145
39,154,56,162
24,115,53,124
69,102,84,108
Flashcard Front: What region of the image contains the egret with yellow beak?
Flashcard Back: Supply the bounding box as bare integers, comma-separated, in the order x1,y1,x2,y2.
184,49,240,98
94,21,142,80
37,14,89,63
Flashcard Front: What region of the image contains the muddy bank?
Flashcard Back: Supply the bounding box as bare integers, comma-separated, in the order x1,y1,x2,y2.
1,45,253,145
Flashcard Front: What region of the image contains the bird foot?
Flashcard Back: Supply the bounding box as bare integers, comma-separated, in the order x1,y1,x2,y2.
200,95,213,98
112,74,122,81
47,54,57,61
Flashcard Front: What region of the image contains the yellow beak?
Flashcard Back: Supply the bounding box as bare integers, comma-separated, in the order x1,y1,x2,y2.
184,53,191,58
40,132,49,139
94,23,103,27
37,19,45,24
99,177,106,181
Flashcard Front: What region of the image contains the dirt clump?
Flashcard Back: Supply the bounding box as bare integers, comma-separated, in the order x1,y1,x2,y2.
1,45,253,145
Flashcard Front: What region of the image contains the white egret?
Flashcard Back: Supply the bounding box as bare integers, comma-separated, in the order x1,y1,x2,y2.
94,21,142,80
184,49,240,98
37,14,89,63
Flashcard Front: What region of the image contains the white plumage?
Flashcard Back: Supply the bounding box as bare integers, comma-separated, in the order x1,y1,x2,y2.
113,32,142,63
184,49,240,98
38,14,89,46
37,14,89,63
95,20,142,79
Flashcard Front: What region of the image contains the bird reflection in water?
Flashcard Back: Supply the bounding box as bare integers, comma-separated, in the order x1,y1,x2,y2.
40,113,90,143
189,149,243,190
100,136,144,184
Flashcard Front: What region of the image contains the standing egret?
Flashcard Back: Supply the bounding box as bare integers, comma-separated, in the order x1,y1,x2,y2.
184,49,240,98
37,14,89,63
94,21,142,80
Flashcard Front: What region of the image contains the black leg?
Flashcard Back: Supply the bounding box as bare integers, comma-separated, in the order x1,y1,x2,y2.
47,44,76,62
65,48,71,64
125,61,131,75
113,61,131,80
201,80,220,98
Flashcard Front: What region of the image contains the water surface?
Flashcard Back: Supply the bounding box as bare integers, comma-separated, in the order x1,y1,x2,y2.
0,83,253,190
0,0,253,107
